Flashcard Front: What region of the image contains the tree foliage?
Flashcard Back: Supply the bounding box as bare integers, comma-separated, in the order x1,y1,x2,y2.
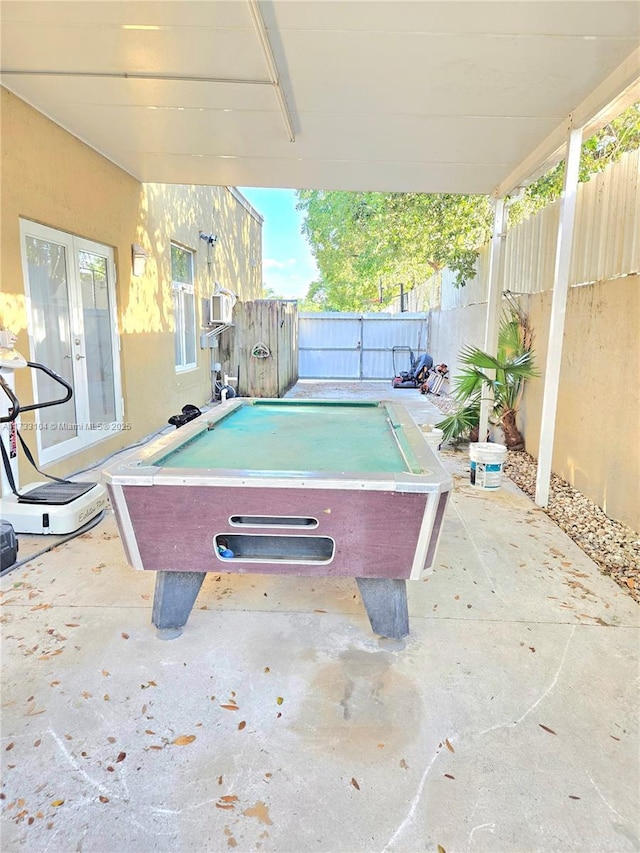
262,285,284,299
295,190,493,311
508,102,640,224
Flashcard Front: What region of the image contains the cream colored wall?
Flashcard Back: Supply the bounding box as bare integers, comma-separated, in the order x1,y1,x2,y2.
521,277,639,532
0,88,262,484
123,183,262,441
429,276,640,531
1,88,141,482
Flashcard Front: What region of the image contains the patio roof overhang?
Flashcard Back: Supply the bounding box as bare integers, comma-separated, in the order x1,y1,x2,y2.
1,0,638,197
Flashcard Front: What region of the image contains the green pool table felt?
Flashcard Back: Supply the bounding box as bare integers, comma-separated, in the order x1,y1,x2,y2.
156,402,419,474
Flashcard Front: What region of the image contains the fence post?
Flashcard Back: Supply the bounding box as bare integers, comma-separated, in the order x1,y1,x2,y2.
478,198,507,440
535,120,583,507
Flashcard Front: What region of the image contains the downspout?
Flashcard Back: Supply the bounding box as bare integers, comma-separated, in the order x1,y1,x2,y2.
535,119,583,506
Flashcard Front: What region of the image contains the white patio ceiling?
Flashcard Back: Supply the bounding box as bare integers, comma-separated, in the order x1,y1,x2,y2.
1,1,639,196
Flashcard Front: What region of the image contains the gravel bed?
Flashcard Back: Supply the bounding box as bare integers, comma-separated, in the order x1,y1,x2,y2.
430,392,640,604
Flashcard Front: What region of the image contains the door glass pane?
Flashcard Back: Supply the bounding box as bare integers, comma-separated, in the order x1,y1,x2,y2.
25,237,78,449
79,251,116,424
173,289,183,367
171,245,195,369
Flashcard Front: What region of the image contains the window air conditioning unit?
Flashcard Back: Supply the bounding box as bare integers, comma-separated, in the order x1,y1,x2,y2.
209,293,234,325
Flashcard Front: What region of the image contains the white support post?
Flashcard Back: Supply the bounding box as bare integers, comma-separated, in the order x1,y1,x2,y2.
535,121,583,507
478,197,506,442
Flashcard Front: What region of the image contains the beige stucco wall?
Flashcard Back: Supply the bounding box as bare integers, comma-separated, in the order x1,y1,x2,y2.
1,88,262,484
429,276,640,531
121,182,262,444
520,277,639,532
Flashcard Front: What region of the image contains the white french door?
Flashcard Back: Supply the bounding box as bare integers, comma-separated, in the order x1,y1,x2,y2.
19,220,122,466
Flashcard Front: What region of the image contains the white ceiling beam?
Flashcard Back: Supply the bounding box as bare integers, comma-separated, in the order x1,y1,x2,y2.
0,70,271,87
247,0,296,143
494,46,640,198
572,46,640,133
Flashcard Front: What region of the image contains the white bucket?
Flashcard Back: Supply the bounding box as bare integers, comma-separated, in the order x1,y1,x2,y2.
469,442,507,490
420,425,444,452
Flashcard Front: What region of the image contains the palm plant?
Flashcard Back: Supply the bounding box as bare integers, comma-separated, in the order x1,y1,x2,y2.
436,308,538,450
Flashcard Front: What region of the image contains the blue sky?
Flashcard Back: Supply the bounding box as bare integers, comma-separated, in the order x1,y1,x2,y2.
238,188,319,299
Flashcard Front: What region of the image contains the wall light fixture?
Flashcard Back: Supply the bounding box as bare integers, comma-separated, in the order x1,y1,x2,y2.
132,244,148,277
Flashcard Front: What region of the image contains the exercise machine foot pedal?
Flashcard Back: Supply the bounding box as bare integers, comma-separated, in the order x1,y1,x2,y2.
17,482,97,505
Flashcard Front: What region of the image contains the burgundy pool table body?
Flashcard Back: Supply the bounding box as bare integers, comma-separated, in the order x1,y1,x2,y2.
104,398,452,639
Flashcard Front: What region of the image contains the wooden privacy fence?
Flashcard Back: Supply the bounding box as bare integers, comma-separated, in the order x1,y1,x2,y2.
231,300,299,397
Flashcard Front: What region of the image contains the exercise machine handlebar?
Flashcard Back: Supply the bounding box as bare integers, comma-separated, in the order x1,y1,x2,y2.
0,362,73,424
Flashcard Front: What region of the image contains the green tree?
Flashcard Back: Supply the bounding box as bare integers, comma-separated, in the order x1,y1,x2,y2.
298,279,343,312
296,190,492,311
262,285,284,299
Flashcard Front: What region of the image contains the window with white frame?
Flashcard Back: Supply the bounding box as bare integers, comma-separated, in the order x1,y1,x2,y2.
171,243,197,370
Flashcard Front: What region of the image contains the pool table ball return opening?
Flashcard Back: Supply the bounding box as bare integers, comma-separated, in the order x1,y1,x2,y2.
104,399,452,640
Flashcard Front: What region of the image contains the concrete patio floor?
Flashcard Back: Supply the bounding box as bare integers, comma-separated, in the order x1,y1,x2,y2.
1,381,638,853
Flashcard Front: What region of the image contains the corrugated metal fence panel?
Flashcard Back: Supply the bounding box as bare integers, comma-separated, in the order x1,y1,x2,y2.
386,274,442,312
621,149,640,276
298,313,362,378
361,315,429,379
360,315,429,351
398,148,639,312
503,201,560,294
299,312,430,379
571,148,640,285
440,245,489,309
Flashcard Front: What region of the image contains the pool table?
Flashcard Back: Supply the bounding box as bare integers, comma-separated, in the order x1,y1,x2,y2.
104,399,452,639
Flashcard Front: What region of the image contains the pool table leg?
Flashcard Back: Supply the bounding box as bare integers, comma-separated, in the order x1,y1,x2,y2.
152,571,206,638
356,578,409,639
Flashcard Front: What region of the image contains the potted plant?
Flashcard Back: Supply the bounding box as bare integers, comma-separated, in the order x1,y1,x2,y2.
436,308,538,451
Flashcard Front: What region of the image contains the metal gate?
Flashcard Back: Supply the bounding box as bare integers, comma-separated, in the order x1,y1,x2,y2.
298,312,430,379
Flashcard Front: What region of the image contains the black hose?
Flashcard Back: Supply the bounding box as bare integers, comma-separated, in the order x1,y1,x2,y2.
67,426,173,478
69,402,217,479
